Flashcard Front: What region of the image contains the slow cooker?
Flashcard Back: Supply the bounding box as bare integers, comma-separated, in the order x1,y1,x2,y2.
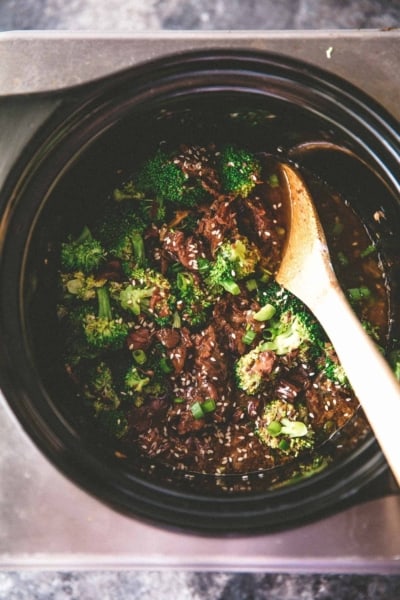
0,30,399,571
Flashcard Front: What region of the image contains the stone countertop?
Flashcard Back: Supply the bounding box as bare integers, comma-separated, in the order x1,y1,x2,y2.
1,571,400,599
0,0,399,31
0,1,400,598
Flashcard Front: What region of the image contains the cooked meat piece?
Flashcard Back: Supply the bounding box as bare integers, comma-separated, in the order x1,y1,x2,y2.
305,373,358,431
156,327,181,349
127,326,153,351
197,196,238,255
162,230,205,270
212,294,263,355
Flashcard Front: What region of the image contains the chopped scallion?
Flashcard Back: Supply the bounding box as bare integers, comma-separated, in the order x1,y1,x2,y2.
246,278,258,292
268,173,280,188
242,328,256,345
360,244,376,258
337,251,349,267
202,398,217,413
191,401,205,419
267,420,282,436
253,303,276,322
221,279,241,295
132,349,147,365
174,397,185,404
347,286,372,302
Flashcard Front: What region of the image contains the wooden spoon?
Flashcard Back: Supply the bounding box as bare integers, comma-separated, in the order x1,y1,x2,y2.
276,161,400,485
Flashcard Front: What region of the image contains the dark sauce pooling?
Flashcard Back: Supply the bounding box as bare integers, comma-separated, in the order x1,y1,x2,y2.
57,143,388,488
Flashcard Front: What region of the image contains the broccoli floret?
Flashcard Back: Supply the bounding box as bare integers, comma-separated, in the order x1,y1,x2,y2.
257,283,326,356
94,201,147,271
96,409,129,440
261,311,322,356
84,286,129,351
256,399,315,457
257,282,304,317
200,253,240,296
200,236,260,297
389,348,400,381
218,145,260,197
113,178,167,225
60,271,106,302
136,150,187,203
60,303,100,366
60,226,106,274
122,267,176,325
119,284,155,316
135,149,212,209
219,237,261,279
322,352,348,386
175,271,212,327
82,360,120,410
235,342,277,395
124,364,151,393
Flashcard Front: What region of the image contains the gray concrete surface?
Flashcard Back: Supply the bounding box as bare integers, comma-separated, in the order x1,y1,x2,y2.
0,0,400,598
0,0,399,31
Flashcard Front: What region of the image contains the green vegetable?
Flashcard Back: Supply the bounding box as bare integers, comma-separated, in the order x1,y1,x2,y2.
201,236,261,297
60,226,106,274
82,360,120,411
218,145,260,197
256,400,315,457
96,409,129,439
191,401,205,419
84,286,129,351
360,244,376,258
242,328,257,345
124,364,150,392
116,267,175,325
323,354,348,385
253,303,276,322
175,271,212,328
347,286,372,303
389,349,400,381
95,202,147,272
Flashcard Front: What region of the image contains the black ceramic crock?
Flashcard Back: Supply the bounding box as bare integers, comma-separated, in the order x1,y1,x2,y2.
0,49,399,533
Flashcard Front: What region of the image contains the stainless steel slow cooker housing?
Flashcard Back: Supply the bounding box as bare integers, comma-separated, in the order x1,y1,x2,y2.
0,47,399,533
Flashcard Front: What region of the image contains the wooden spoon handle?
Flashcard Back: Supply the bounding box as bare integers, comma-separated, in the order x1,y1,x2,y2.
312,286,400,486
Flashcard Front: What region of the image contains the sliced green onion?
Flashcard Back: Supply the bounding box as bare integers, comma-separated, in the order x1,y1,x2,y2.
221,279,241,295
259,268,272,283
360,244,376,258
280,418,308,438
253,303,276,322
337,251,349,267
191,401,205,419
197,258,210,275
246,278,258,292
242,329,257,345
347,286,372,302
174,397,185,404
132,349,147,365
331,220,344,236
202,398,217,413
159,356,173,373
267,420,282,436
268,173,280,188
172,310,182,328
278,439,290,451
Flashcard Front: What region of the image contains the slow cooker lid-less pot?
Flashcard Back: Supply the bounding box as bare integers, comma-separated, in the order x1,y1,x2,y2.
0,49,398,533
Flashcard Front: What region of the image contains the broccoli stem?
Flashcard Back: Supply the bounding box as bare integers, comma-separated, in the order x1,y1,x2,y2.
131,231,146,267
97,286,112,320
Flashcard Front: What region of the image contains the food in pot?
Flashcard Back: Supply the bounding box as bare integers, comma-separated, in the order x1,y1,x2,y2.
56,143,396,483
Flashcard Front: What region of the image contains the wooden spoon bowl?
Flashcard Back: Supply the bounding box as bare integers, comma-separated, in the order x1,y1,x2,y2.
276,161,400,485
